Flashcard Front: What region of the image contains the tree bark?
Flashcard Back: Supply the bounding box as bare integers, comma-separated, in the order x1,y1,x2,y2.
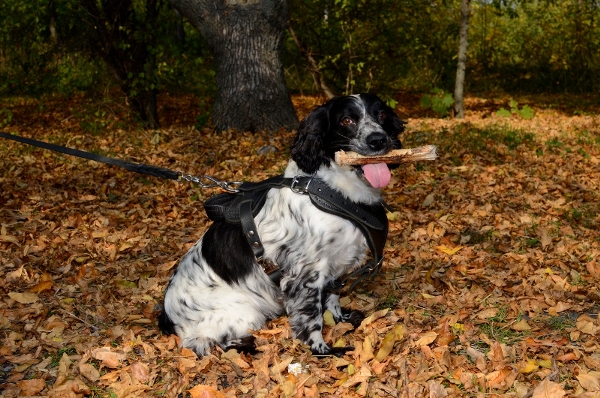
454,0,471,119
169,0,298,133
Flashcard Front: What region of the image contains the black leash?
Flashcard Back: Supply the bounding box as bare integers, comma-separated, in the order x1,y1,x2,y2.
0,132,242,191
1,131,387,292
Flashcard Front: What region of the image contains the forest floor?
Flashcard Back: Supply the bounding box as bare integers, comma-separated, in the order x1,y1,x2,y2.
0,92,599,398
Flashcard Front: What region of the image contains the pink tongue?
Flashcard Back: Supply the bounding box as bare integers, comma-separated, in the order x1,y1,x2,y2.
362,163,391,188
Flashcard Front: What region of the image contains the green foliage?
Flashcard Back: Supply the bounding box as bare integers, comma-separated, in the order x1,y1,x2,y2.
0,108,13,128
496,100,534,120
287,0,461,94
420,88,454,117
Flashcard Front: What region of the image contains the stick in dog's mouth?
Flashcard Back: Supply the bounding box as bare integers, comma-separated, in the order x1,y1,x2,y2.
334,145,438,166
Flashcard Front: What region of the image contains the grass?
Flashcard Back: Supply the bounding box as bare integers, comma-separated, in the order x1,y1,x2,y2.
49,347,77,368
478,306,529,344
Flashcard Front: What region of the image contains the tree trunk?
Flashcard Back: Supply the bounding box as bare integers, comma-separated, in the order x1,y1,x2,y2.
169,0,298,133
454,0,471,119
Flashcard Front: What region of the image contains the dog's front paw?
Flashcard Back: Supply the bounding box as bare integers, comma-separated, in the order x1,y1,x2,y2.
342,309,365,329
311,345,355,358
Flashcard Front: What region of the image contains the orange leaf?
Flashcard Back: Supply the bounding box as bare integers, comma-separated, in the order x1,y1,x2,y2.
30,280,53,293
188,384,227,398
18,379,46,396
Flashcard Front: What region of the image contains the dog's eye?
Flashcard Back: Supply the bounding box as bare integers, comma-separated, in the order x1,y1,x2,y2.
378,111,387,121
340,117,354,126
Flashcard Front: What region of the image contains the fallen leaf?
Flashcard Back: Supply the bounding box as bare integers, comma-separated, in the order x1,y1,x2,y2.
130,362,151,383
531,378,566,398
358,308,389,329
188,384,228,398
428,379,448,397
512,319,532,331
17,378,46,396
30,280,53,293
323,310,335,326
92,347,127,368
54,353,71,387
8,292,39,304
577,371,600,391
374,324,404,361
79,363,100,382
577,314,599,335
415,331,438,346
520,359,539,373
435,245,463,255
0,234,20,245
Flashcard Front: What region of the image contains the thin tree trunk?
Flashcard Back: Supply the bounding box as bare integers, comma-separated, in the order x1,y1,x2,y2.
287,21,334,99
169,0,298,133
454,0,471,119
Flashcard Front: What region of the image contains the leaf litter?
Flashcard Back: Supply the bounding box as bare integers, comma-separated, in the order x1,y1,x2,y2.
0,93,599,397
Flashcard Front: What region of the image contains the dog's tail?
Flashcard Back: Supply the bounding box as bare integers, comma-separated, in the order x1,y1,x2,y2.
157,306,177,336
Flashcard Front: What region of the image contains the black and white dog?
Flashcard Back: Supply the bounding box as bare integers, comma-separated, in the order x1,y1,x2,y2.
159,94,404,356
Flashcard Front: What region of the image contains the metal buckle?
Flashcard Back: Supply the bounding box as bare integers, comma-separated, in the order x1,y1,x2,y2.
290,175,313,194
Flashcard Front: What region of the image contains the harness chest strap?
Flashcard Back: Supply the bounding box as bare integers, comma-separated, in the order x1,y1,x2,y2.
203,175,389,283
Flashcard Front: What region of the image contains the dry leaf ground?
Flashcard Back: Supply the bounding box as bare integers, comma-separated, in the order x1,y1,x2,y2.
1,93,599,397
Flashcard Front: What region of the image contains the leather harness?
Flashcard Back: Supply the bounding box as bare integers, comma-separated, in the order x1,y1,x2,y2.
203,175,389,293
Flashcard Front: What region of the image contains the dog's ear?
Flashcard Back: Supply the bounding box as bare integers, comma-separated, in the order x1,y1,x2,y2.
291,105,331,174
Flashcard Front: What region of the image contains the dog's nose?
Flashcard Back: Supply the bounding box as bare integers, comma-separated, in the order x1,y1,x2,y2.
366,133,388,151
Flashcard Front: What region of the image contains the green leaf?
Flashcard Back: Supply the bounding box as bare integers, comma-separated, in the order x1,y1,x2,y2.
496,108,512,118
420,95,433,108
518,105,534,120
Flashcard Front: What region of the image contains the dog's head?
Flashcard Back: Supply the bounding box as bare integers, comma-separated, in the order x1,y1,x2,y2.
291,94,404,188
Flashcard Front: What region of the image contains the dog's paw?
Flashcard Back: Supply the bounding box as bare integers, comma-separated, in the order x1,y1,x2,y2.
222,335,257,355
341,309,365,329
311,345,355,358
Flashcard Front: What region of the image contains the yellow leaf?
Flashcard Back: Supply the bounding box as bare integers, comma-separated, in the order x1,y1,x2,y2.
435,245,463,255
519,359,539,373
323,310,335,326
361,336,375,362
118,242,134,252
115,280,137,289
347,364,355,376
421,292,435,299
534,359,550,369
386,212,402,221
375,324,404,361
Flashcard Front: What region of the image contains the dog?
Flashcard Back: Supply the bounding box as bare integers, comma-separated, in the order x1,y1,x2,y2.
159,93,404,356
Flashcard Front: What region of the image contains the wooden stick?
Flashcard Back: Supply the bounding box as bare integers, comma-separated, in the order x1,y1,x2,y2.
335,145,438,166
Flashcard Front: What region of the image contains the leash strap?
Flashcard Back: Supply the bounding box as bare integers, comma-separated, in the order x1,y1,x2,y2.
0,132,181,180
